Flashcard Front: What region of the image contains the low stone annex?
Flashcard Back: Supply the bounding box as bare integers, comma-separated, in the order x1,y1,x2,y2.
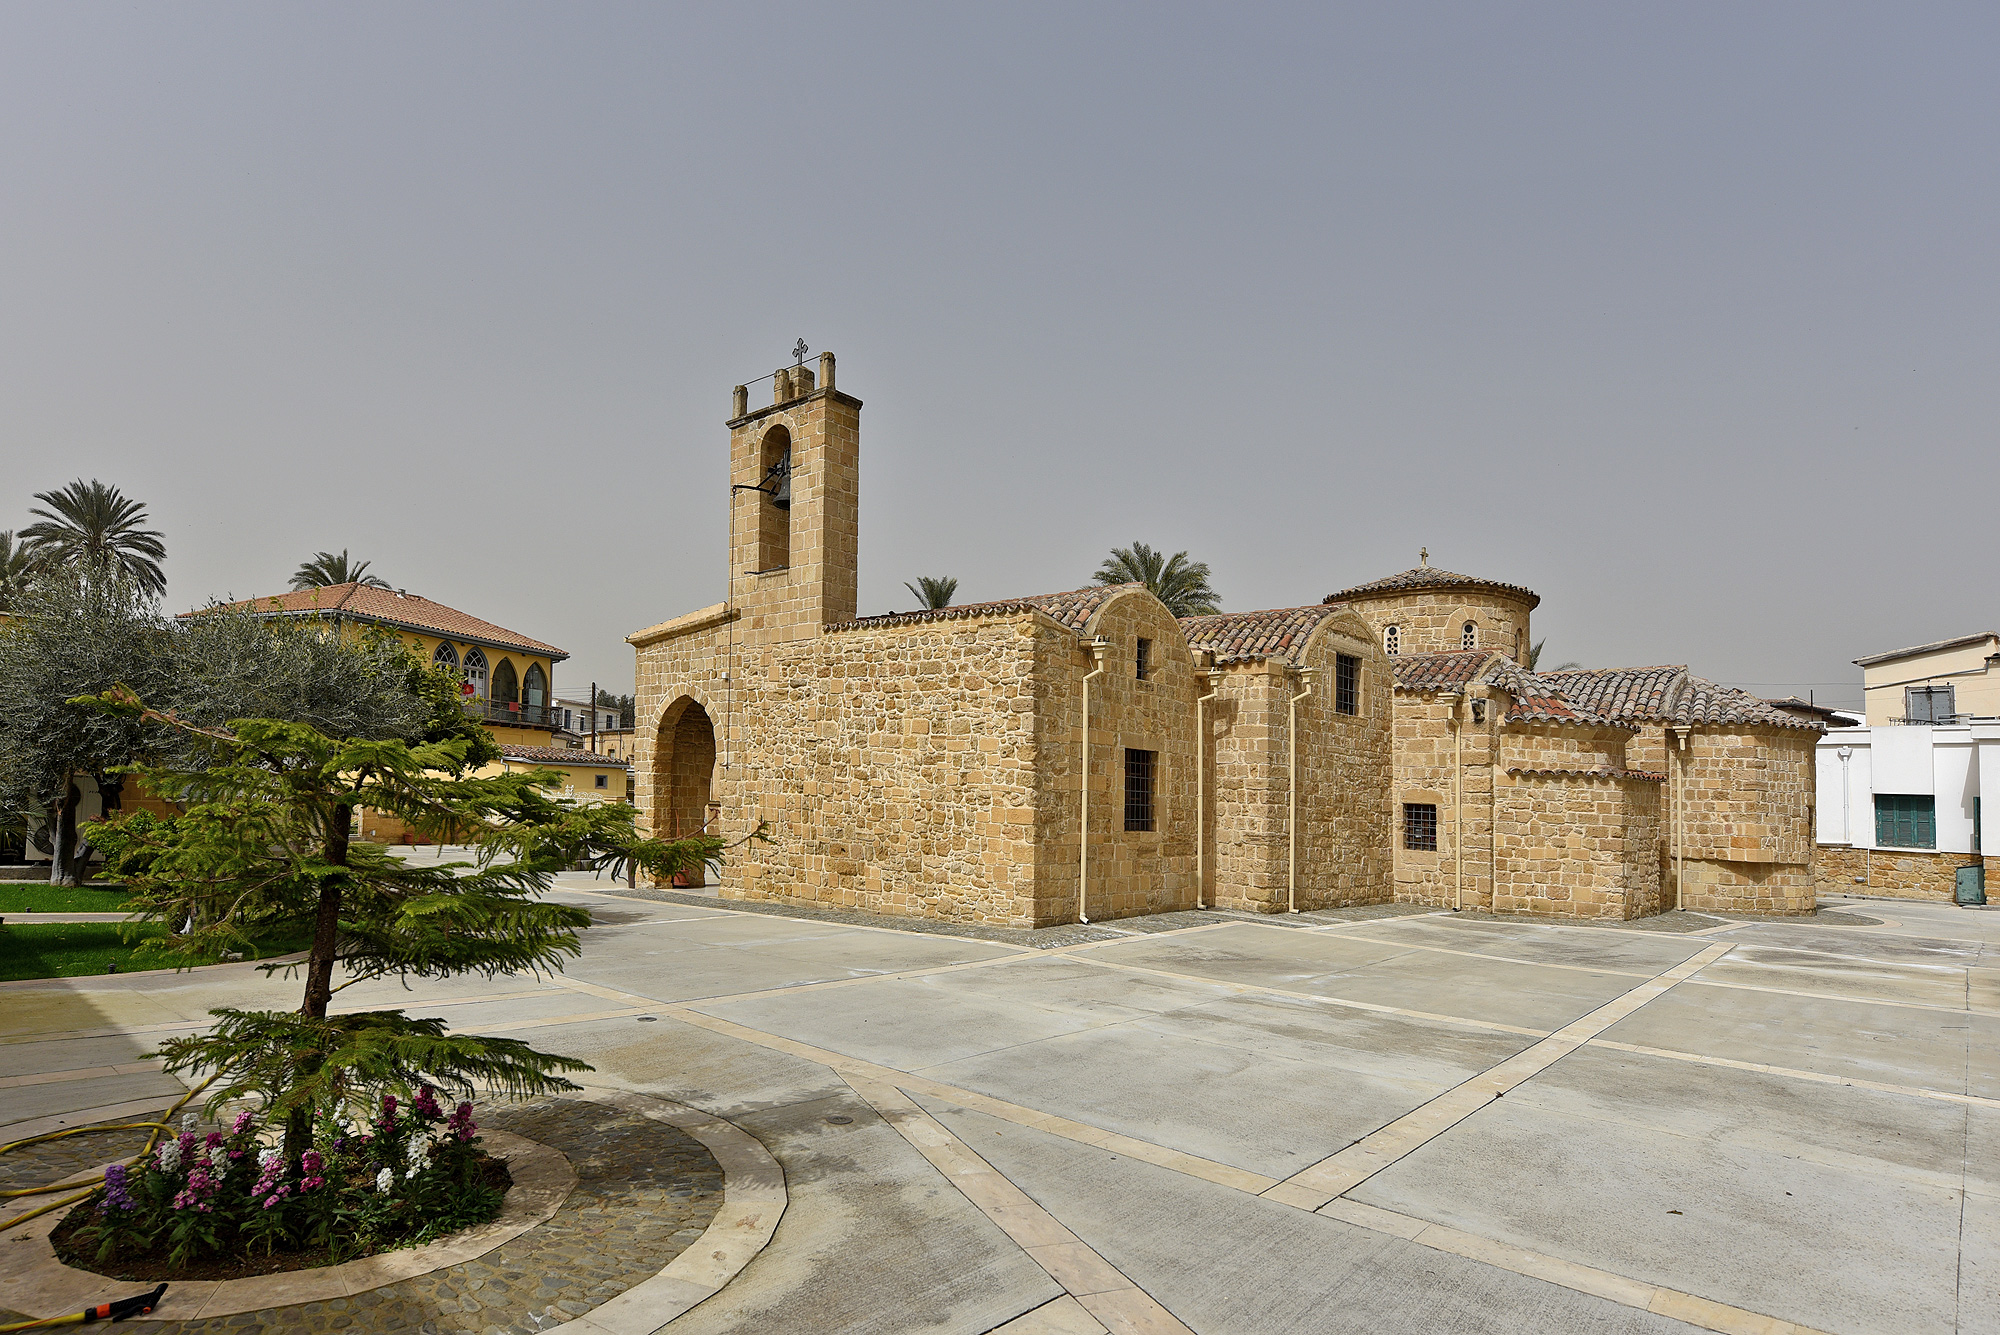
629,358,1819,925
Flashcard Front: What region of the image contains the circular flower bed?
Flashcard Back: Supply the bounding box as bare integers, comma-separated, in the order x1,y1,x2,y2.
50,1089,511,1282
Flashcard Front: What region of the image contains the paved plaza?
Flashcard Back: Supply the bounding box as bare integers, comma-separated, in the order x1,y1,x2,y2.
2,877,1995,1334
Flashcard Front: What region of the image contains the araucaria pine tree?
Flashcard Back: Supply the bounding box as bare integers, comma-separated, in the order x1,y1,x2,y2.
83,686,731,1162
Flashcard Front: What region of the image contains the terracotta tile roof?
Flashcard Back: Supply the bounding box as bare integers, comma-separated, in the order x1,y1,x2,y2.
826,585,1137,636
1853,631,2000,667
500,744,631,767
1391,650,1493,692
1484,659,1633,730
1180,606,1339,666
191,583,565,658
1323,565,1540,610
1542,668,1819,731
1506,768,1665,783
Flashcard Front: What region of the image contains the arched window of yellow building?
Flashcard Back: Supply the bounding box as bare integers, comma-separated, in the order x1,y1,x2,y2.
462,647,488,698
492,658,519,705
524,663,547,715
433,642,459,671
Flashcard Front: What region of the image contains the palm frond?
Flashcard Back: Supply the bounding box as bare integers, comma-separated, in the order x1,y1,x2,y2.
903,576,958,609
1092,542,1221,617
19,479,167,596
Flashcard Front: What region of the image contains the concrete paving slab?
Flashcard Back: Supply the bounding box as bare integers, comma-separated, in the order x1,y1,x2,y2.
1596,981,1976,1092
0,1031,173,1074
0,1068,185,1125
917,1098,1700,1334
653,1088,1061,1335
918,992,1536,1180
1329,917,1710,973
1352,1046,1968,1335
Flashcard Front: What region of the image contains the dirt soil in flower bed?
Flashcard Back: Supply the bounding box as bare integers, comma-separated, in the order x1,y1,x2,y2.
47,1156,512,1282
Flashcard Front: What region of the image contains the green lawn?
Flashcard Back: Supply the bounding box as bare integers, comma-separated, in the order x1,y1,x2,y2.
0,881,135,913
0,921,317,983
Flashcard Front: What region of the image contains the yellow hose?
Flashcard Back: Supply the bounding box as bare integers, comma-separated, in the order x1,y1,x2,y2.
0,1078,216,1235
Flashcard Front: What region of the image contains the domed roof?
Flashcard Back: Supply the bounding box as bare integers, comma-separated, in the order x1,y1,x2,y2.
1323,559,1539,610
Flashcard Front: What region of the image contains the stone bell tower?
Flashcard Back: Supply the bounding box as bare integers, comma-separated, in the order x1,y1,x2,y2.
726,350,861,641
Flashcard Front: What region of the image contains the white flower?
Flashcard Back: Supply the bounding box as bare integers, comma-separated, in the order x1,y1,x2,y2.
258,1148,283,1170
375,1166,395,1194
405,1133,433,1173
157,1139,182,1173
181,1112,198,1134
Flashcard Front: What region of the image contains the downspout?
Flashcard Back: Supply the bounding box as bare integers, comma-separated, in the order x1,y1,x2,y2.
1196,665,1222,909
1672,726,1689,911
1078,638,1108,924
1837,746,1853,846
1444,690,1463,911
1288,667,1317,914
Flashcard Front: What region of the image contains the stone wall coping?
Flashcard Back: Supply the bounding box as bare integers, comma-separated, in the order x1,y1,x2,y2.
628,601,737,649
1505,767,1666,783
0,1129,574,1323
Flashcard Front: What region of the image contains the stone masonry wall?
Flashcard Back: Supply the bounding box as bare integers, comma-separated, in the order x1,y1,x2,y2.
1492,725,1661,920
1206,617,1392,913
1389,684,1501,910
1030,591,1199,924
1811,844,1981,903
1343,589,1535,662
1670,727,1816,914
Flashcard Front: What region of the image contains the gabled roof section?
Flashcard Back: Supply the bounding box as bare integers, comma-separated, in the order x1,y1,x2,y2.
1853,631,1999,667
1180,606,1339,667
1391,650,1494,693
500,743,631,767
1539,667,1820,731
824,584,1141,636
1323,565,1540,610
1484,659,1633,730
188,583,566,658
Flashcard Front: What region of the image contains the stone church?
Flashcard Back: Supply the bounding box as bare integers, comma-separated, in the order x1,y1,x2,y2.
630,358,1818,926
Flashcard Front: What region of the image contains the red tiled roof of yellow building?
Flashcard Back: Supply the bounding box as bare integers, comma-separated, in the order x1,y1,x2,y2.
187,583,565,658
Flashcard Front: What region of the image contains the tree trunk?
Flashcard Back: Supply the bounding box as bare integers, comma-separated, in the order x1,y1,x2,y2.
48,780,81,887
288,801,354,1163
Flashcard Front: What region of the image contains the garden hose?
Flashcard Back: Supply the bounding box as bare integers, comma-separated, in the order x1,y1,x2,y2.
0,1078,216,1235
0,1282,168,1328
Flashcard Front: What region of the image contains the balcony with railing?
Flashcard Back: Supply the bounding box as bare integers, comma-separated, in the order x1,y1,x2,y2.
464,697,555,727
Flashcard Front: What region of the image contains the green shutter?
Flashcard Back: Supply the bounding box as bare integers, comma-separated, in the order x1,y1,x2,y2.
1875,795,1937,849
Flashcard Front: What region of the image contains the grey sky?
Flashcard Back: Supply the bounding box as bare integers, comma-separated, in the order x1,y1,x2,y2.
4,4,1994,711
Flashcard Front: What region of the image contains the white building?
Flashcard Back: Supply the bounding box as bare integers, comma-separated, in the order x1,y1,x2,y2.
1816,722,1995,902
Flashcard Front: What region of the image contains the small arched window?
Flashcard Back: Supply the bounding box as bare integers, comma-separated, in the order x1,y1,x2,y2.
492,658,519,704
462,647,488,698
1384,625,1401,656
1462,622,1478,650
524,663,547,709
432,642,459,671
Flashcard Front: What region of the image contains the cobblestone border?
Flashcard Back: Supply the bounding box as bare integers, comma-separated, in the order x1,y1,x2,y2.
0,1130,573,1323
557,1087,786,1335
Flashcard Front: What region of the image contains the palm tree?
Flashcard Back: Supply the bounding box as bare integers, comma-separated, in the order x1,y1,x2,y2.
1526,638,1582,672
19,480,168,597
290,550,391,591
0,531,37,612
904,576,958,610
1094,542,1220,617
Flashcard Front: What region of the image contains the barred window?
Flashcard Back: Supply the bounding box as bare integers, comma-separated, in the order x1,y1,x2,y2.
1384,625,1400,656
1905,684,1954,724
1335,654,1359,716
1124,749,1156,832
1136,638,1151,681
1403,802,1438,851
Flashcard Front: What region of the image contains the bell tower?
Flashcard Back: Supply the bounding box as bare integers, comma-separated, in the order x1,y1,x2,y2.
727,350,861,641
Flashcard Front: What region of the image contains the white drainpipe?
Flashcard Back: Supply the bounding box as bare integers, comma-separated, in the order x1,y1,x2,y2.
1078,638,1108,924
1443,690,1463,911
1196,666,1222,909
1288,666,1317,914
1672,725,1689,910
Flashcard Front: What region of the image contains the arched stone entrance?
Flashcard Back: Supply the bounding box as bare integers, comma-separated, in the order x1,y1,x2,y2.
653,697,718,886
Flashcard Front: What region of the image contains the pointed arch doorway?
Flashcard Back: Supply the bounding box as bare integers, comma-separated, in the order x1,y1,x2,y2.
654,697,718,887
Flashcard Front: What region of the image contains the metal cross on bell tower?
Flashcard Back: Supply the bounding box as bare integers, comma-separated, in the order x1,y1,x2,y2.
792,338,809,367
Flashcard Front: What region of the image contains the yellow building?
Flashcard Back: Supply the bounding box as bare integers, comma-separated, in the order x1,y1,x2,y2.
1854,631,2000,725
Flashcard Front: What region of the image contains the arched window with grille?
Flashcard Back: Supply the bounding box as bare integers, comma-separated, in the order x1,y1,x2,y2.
1462,622,1478,650
432,642,459,671
1384,625,1401,656
462,647,488,698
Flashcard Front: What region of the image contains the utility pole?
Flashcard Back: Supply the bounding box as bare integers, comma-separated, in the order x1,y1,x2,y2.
590,681,598,754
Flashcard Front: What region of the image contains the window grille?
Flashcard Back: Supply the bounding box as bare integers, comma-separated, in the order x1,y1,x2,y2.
1136,638,1151,681
1124,749,1156,832
1462,622,1478,650
1904,684,1955,724
1384,626,1400,657
1403,802,1438,851
1335,654,1359,716
1875,794,1935,849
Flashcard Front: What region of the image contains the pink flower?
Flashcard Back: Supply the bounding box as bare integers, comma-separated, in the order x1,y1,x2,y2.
204,1131,224,1150
446,1102,477,1142
231,1110,253,1135
412,1086,443,1120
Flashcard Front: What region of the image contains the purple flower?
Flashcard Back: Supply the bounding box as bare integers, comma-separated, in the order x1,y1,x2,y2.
380,1094,398,1117
231,1110,253,1136
412,1086,443,1120
100,1163,136,1214
446,1102,477,1143
298,1150,326,1192
172,1158,219,1212
204,1131,225,1151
